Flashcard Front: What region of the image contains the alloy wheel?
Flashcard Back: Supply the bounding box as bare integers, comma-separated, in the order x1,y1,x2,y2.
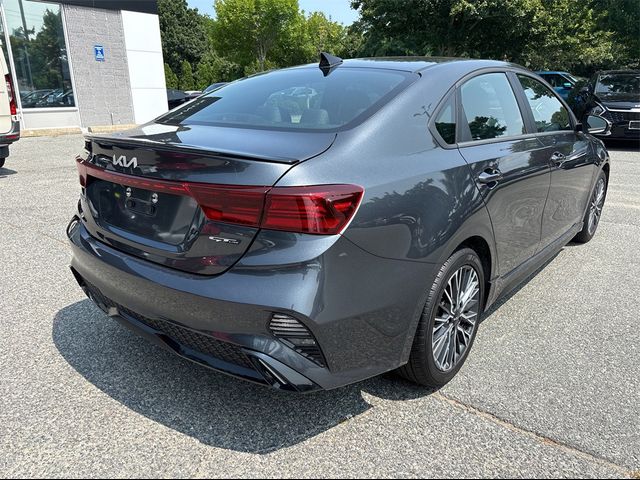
432,265,480,372
588,178,606,235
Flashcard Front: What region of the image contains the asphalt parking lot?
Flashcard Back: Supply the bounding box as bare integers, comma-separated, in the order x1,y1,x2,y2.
0,135,639,478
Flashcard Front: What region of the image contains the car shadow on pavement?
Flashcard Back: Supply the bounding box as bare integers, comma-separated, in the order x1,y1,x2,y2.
52,300,434,454
481,251,561,320
0,167,17,178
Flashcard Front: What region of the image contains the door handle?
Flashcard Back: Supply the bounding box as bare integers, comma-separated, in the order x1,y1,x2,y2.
478,169,503,184
551,151,566,166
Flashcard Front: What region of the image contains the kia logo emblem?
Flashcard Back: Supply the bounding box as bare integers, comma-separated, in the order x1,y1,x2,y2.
112,154,138,169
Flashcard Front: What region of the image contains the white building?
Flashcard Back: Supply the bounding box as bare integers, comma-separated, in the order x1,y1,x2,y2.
0,0,167,131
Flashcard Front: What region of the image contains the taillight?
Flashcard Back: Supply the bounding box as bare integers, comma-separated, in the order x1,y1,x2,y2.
263,185,363,235
187,184,268,227
5,74,16,115
77,159,363,235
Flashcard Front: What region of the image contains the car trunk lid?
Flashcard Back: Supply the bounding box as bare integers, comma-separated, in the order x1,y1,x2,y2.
77,124,336,275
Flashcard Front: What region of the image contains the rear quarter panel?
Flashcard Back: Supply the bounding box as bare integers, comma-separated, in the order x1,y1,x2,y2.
275,70,498,360
277,70,496,272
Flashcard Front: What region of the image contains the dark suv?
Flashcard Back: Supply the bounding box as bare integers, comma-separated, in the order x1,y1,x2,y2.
573,70,640,140
68,57,610,392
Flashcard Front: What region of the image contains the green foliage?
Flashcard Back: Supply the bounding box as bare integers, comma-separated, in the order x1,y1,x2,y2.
158,0,638,87
179,60,195,90
159,0,348,86
214,0,301,71
592,0,640,69
521,0,614,73
305,12,348,57
158,0,208,74
164,63,179,89
194,53,244,89
351,0,543,58
350,0,636,74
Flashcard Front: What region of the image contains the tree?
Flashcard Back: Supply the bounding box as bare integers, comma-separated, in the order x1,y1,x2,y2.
271,10,348,67
194,53,243,88
351,0,543,59
349,0,626,74
164,63,179,89
522,0,614,73
179,60,195,90
305,12,347,57
158,0,208,74
593,0,640,69
213,0,300,71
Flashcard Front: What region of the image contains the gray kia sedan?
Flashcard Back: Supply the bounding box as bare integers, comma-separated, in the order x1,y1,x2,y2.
67,55,611,392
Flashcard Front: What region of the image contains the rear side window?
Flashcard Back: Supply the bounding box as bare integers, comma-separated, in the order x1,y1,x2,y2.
434,95,456,144
460,73,525,141
157,68,414,132
517,75,571,132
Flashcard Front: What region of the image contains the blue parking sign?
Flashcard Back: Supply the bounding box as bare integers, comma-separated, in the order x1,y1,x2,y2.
94,45,105,62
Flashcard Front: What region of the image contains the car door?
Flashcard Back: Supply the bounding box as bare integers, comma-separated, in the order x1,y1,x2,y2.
514,73,597,247
456,72,552,277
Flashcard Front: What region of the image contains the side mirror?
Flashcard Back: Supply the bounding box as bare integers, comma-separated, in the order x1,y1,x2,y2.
580,86,590,94
584,115,611,135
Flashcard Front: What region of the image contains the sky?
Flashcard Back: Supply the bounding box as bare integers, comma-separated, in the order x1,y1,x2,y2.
186,0,359,25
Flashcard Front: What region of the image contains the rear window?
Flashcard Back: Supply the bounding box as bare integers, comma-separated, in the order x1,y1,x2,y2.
157,67,414,132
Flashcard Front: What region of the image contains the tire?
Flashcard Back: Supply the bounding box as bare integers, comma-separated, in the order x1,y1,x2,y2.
398,248,485,388
573,170,607,244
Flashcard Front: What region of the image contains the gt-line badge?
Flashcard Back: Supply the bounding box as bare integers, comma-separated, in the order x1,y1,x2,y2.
209,236,240,245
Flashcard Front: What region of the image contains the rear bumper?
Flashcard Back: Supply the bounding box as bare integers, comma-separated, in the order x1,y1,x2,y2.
67,218,435,392
0,118,21,148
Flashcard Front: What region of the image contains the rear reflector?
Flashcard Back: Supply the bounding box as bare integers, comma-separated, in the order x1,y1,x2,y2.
77,158,363,235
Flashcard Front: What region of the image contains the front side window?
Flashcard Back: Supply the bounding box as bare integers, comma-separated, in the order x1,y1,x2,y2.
460,73,525,141
434,95,456,144
517,75,571,133
158,67,414,132
4,0,75,108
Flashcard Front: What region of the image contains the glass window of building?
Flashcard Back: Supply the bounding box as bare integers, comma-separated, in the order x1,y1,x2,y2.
4,0,75,108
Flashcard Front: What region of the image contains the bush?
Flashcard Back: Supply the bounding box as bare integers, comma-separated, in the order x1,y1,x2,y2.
195,53,244,89
179,60,195,90
164,63,179,89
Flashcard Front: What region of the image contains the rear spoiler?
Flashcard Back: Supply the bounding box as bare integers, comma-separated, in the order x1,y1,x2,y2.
85,134,303,165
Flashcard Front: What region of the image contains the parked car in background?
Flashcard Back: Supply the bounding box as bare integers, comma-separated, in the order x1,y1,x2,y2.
536,71,584,100
0,49,20,169
203,82,227,93
31,89,75,108
166,89,187,110
573,70,640,140
166,88,202,110
69,56,611,392
20,89,55,108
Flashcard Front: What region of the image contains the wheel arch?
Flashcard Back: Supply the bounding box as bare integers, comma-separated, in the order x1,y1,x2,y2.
455,236,493,307
399,204,498,365
602,161,610,182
